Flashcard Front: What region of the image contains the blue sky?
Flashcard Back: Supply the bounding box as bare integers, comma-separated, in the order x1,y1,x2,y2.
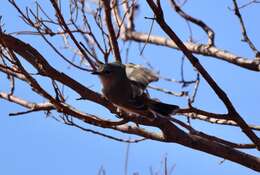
0,0,260,174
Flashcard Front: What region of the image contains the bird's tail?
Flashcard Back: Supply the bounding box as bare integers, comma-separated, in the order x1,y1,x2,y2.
149,100,179,116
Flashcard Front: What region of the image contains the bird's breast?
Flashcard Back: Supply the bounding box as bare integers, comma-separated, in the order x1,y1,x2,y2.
102,83,132,106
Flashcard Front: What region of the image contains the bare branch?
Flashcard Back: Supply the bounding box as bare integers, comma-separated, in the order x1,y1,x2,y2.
0,64,27,80
122,0,136,31
180,112,260,131
157,119,260,171
122,31,260,71
146,0,260,150
49,0,97,69
148,85,188,97
1,1,260,172
0,32,130,127
232,0,260,57
237,0,260,9
63,116,146,143
170,118,256,149
0,92,54,112
169,0,215,46
101,0,122,62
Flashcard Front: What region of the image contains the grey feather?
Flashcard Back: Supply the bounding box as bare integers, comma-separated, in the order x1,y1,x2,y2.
125,63,159,88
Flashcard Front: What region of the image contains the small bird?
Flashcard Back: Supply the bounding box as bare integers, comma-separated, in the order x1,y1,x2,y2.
92,62,179,119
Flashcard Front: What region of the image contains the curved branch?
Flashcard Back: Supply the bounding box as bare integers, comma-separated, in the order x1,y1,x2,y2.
0,92,54,112
170,118,256,149
122,31,260,71
0,32,110,108
169,0,215,46
0,64,27,80
63,117,146,143
232,0,260,57
0,32,128,127
180,112,260,131
156,120,260,171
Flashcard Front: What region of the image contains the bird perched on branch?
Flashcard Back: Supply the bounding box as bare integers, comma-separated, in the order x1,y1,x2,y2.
92,62,179,119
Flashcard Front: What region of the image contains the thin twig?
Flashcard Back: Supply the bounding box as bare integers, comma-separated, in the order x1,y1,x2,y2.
64,117,146,143
169,0,215,46
49,0,97,69
140,16,155,55
232,0,260,57
148,85,188,97
238,0,260,9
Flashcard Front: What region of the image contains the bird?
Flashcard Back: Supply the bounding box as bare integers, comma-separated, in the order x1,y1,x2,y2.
92,62,179,119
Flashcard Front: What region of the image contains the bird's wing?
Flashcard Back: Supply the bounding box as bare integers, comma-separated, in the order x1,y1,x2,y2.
126,85,150,111
125,63,159,88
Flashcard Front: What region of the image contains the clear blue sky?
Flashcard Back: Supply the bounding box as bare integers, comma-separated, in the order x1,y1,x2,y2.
0,0,260,174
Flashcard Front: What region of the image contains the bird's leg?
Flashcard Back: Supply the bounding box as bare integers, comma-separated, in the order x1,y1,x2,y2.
116,107,137,118
115,107,141,127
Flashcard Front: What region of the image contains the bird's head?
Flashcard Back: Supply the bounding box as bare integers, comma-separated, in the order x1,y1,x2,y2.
92,62,127,85
92,62,125,76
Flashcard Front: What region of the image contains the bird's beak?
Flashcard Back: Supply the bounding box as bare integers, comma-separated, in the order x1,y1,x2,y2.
91,71,101,75
91,64,105,75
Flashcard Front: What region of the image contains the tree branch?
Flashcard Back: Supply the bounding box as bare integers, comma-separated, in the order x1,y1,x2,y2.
48,0,97,69
157,119,260,171
122,31,260,71
232,0,260,57
169,0,215,46
146,0,260,150
101,0,122,62
0,92,54,112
